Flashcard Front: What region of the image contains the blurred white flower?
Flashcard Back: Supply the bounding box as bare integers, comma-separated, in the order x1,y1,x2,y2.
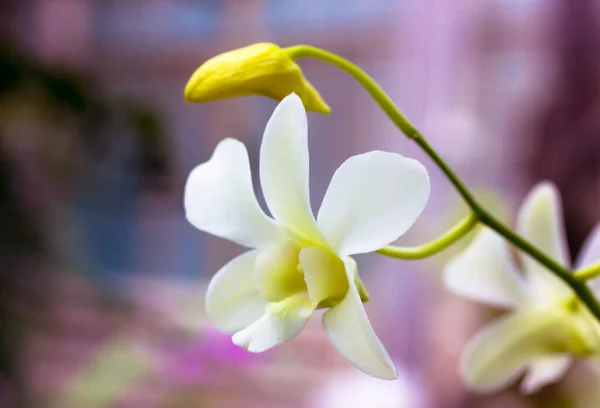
445,182,600,393
184,93,430,379
307,366,427,408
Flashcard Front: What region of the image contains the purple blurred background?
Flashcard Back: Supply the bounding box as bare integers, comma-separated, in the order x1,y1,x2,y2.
1,0,599,407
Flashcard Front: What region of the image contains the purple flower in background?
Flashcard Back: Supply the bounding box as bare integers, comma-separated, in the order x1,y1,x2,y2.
202,327,259,366
159,327,268,386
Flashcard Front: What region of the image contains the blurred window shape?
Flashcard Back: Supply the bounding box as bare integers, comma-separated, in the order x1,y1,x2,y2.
264,0,411,32
92,1,222,50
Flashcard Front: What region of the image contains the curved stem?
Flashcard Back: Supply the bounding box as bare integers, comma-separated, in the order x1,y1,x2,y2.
412,136,484,216
575,261,600,282
287,44,600,321
285,45,419,138
377,213,478,260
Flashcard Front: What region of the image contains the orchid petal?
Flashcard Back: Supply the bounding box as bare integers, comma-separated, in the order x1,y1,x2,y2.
317,151,429,256
185,138,284,248
521,355,571,394
444,229,527,308
517,182,572,300
232,293,313,353
461,309,573,393
576,224,600,295
576,223,600,269
322,258,397,380
205,251,267,333
259,93,323,243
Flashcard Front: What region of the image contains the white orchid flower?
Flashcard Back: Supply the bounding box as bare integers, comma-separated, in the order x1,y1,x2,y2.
184,93,430,379
445,182,600,393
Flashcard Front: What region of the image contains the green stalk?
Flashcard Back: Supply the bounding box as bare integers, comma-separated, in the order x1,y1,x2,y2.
377,213,478,259
575,261,600,282
286,44,600,321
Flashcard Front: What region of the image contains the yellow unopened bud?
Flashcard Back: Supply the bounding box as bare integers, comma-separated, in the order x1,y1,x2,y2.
184,43,331,114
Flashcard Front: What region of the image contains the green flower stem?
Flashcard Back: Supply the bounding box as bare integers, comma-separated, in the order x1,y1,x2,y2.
377,213,478,259
575,261,600,282
286,44,600,321
285,46,419,138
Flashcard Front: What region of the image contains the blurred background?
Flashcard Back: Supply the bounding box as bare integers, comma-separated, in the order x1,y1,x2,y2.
1,0,599,407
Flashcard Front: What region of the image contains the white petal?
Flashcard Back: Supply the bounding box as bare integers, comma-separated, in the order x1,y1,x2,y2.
444,228,527,308
521,355,571,394
205,251,267,333
517,182,572,300
322,257,397,380
259,93,323,243
185,138,284,248
317,151,430,256
232,293,313,353
576,224,600,269
576,224,600,295
461,309,573,393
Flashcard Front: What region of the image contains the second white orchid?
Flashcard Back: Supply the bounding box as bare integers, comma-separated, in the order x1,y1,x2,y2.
445,182,600,393
184,93,430,379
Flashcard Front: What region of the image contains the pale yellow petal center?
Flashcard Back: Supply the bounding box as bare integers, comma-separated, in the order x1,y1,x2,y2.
254,241,306,302
253,242,368,309
300,246,349,308
560,298,600,356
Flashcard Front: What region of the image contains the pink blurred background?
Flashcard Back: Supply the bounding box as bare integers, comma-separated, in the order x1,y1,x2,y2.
1,0,599,407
